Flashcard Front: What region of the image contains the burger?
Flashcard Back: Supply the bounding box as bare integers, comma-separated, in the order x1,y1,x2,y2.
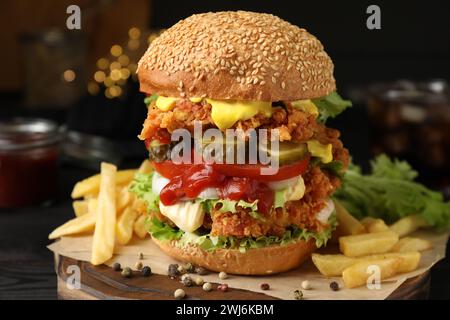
132,11,352,275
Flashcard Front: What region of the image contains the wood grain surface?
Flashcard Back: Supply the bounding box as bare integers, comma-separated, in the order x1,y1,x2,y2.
56,254,430,300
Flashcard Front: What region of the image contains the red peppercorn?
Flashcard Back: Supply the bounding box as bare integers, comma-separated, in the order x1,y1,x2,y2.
260,283,270,290
218,283,228,292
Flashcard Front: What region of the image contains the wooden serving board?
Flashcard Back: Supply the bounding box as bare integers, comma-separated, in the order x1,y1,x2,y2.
55,254,430,300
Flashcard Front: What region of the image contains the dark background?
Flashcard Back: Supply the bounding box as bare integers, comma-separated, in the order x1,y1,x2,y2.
0,0,449,299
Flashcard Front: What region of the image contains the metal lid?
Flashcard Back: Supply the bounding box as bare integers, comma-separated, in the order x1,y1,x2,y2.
0,118,61,151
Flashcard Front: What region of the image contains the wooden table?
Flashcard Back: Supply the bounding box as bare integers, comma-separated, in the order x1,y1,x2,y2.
55,255,431,300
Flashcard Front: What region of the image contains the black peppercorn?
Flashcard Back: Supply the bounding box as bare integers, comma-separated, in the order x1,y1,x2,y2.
330,281,339,291
182,276,193,287
294,289,303,300
141,266,152,277
112,262,121,271
168,264,179,277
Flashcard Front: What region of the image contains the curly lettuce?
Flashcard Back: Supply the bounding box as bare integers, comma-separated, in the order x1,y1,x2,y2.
129,173,159,212
334,154,450,230
148,213,337,253
312,92,352,123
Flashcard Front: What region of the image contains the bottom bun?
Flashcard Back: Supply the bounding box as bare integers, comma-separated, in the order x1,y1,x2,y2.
152,237,316,275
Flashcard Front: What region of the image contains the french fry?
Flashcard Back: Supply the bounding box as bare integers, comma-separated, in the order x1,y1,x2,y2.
342,258,402,288
49,212,96,239
88,198,98,214
339,231,399,257
91,162,117,265
389,215,428,237
71,169,136,199
72,200,88,217
116,185,132,213
132,197,148,215
312,251,421,277
366,251,421,273
312,253,357,276
361,217,389,233
333,200,366,237
138,159,153,174
133,214,149,239
116,207,140,245
391,237,433,253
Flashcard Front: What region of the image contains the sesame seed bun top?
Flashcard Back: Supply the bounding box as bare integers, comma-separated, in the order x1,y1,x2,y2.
137,11,336,101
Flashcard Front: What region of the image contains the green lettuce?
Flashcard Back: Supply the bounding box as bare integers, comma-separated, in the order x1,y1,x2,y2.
129,173,160,212
312,92,352,123
334,154,450,230
144,94,158,106
148,213,337,252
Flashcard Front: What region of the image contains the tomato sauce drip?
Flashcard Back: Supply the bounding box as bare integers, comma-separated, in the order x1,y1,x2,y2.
159,164,274,215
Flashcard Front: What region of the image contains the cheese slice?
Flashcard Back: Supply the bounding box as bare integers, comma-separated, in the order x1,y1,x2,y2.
307,140,333,163
291,99,319,117
159,201,204,233
206,99,272,130
155,96,178,111
189,97,203,103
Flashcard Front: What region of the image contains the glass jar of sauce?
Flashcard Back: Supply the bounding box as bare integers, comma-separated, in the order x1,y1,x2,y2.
0,118,60,208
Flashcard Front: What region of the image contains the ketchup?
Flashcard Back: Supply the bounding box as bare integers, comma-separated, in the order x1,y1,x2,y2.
159,164,274,214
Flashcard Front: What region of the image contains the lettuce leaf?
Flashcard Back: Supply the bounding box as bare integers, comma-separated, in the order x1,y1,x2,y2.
334,154,450,230
149,213,337,252
312,92,352,123
129,173,160,212
147,218,183,240
144,94,158,106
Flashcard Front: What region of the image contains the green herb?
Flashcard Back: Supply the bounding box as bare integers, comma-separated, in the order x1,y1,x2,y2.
129,173,160,212
334,154,450,230
312,92,352,123
144,94,159,106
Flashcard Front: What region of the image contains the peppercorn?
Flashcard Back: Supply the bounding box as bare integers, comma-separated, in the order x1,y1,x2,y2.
194,277,204,286
182,276,193,287
134,261,143,270
168,264,179,277
177,265,187,274
195,266,208,275
330,281,339,291
174,288,185,299
219,271,228,280
112,262,121,271
184,263,195,273
138,252,144,260
217,283,228,292
260,283,270,290
121,267,132,278
301,280,311,290
202,282,212,292
141,266,152,277
294,289,303,300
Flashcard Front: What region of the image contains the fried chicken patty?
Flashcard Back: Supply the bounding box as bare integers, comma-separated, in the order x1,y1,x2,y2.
143,98,349,238
140,99,348,164
209,166,338,238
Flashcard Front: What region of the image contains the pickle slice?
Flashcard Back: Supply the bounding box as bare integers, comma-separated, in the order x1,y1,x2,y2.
259,141,309,165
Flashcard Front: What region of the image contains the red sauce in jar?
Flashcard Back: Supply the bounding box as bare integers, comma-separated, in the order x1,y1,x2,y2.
0,119,60,208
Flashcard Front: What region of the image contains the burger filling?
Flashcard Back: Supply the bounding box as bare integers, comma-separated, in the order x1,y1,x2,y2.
131,92,351,251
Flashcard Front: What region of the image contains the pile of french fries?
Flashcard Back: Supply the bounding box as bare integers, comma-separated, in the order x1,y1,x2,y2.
313,201,433,288
49,160,153,265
